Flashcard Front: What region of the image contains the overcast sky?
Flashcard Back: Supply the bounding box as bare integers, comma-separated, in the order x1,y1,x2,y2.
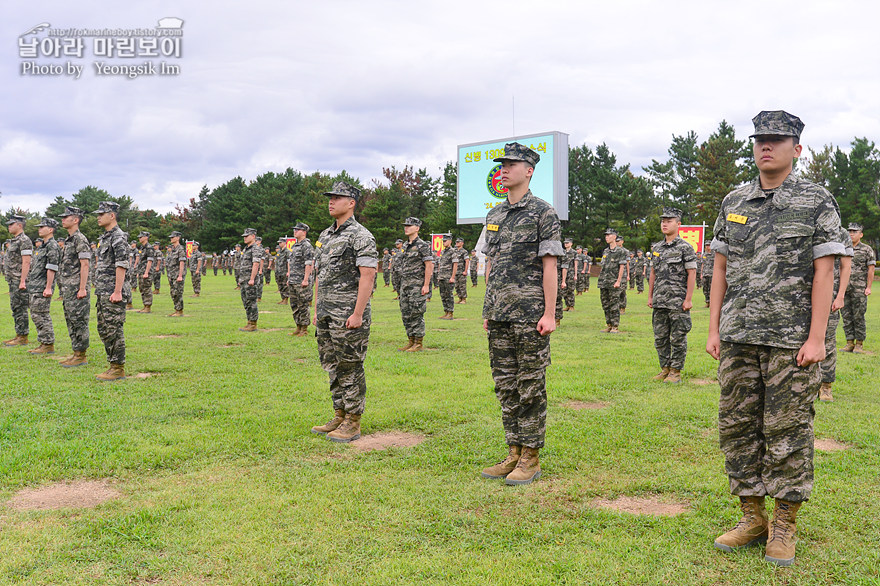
3,0,878,215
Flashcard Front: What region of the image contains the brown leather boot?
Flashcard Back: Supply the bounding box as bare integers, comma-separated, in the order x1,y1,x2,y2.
399,337,415,351
310,409,345,435
555,319,560,326
27,343,55,355
168,310,184,317
652,367,670,381
714,496,769,552
153,289,160,294
818,382,833,402
4,335,28,347
504,446,541,485
439,312,453,320
327,413,362,443
609,326,620,334
295,325,309,337
406,337,423,352
60,351,88,368
137,305,151,313
125,303,134,310
239,320,257,332
664,369,682,384
842,340,855,352
765,500,801,566
481,445,521,479
853,340,867,354
600,324,612,333
96,363,126,381
276,298,288,305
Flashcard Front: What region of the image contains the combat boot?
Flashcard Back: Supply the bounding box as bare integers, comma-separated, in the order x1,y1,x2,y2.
504,447,541,485
125,303,134,310
399,337,415,351
96,363,126,381
406,337,423,352
714,496,769,552
652,366,671,381
555,319,561,326
439,312,453,320
4,335,28,347
818,382,833,402
609,326,620,334
327,413,361,443
765,500,801,567
664,369,682,384
600,324,612,333
137,305,151,313
239,321,257,332
842,340,855,352
295,325,309,337
276,298,288,305
60,351,88,368
481,445,521,479
310,409,345,435
27,343,54,355
153,288,160,294
853,340,867,354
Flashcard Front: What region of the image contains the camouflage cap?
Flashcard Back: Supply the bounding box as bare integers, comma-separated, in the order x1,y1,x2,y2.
455,237,464,243
750,110,804,139
242,228,257,237
616,236,624,242
35,238,44,245
848,222,864,232
92,201,120,214
324,181,361,201
403,216,422,227
660,206,683,219
564,237,573,244
235,243,241,248
442,234,453,241
36,217,59,229
169,231,183,238
294,222,310,232
395,239,403,244
138,231,151,238
492,142,540,166
604,228,618,236
58,206,85,218
193,241,200,246
5,214,26,225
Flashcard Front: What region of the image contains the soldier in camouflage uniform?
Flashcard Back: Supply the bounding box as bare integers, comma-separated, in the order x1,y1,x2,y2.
616,236,630,313
92,202,132,381
469,249,479,286
287,223,315,336
381,248,392,287
233,243,242,289
453,237,469,303
275,239,290,304
134,231,155,313
598,229,627,333
582,249,592,292
647,208,697,383
633,250,647,293
390,239,403,299
238,229,262,331
707,111,847,567
574,246,585,294
819,229,852,402
562,238,576,310
3,215,33,347
254,237,266,302
309,182,378,443
58,207,91,367
167,231,187,317
26,218,61,354
840,222,875,353
151,243,163,294
189,241,203,297
264,247,273,287
478,143,562,486
701,243,714,307
126,241,138,310
396,217,434,352
436,234,456,319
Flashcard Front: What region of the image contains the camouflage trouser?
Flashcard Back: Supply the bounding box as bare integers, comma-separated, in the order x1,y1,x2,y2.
487,320,550,449
600,287,620,327
391,271,401,293
213,266,218,276
169,277,184,311
583,274,590,290
138,275,153,307
234,269,241,283
128,269,137,289
29,293,54,344
635,273,645,293
191,270,201,295
629,277,635,289
96,295,126,364
152,271,161,291
61,286,90,352
470,270,478,286
841,289,868,341
576,273,587,292
702,276,712,304
619,283,628,309
289,282,311,326
399,283,427,338
256,273,264,299
316,315,370,415
263,269,272,285
652,308,692,370
821,310,840,384
555,272,564,320
455,274,467,300
438,279,455,313
8,283,29,336
240,282,258,322
718,342,818,502
563,275,575,308
276,273,288,299
382,269,391,286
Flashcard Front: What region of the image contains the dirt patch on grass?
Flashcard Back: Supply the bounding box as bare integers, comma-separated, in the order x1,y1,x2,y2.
690,379,717,386
564,401,609,411
6,480,120,511
352,432,426,452
591,495,690,517
150,335,181,339
700,427,717,438
815,438,850,452
259,328,285,332
258,311,276,314
133,372,159,379
217,343,241,348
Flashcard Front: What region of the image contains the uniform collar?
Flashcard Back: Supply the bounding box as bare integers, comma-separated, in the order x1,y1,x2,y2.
330,215,355,234
744,173,798,205
661,235,683,247
507,190,534,209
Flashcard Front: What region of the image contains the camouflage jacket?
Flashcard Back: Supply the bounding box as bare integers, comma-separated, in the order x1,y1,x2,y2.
701,250,715,278
152,251,163,274
288,238,315,284
381,252,392,272
481,190,563,322
711,174,847,348
314,216,378,322
232,250,242,270
136,244,156,275
649,236,698,310
847,241,876,291
238,244,261,284
389,248,403,274
436,246,454,279
633,256,646,273
397,237,434,287
95,226,132,299
60,231,91,289
167,244,187,279
598,246,627,288
28,236,60,293
469,253,479,274
452,247,469,275
5,232,33,282
275,248,289,273
188,250,202,271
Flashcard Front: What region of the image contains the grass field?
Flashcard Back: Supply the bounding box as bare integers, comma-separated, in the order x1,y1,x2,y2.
1,273,878,585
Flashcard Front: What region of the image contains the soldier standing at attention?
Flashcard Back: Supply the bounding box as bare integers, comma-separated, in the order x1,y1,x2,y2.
634,250,647,293
189,242,203,297
381,248,392,287
3,215,33,347
562,238,576,310
167,231,187,317
126,241,138,310
233,243,242,289
391,238,404,299
469,249,479,286
93,202,132,381
135,231,155,313
436,234,456,319
453,237,469,303
152,242,163,294
396,217,434,352
701,243,714,307
840,222,875,353
648,207,697,383
819,231,852,402
617,236,630,313
254,237,266,302
287,222,315,337
574,246,585,295
598,229,626,333
264,247,274,287
238,229,262,331
479,143,561,486
26,218,61,355
309,182,378,443
707,111,846,566
581,249,592,292
58,206,91,367
275,239,290,304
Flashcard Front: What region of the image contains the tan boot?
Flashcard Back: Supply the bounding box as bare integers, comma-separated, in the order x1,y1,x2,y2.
276,298,288,305
310,409,345,435
327,413,362,443
96,363,126,381
153,289,160,294
818,382,833,402
481,445,522,479
406,337,423,352
765,500,801,567
4,335,28,347
399,337,415,351
713,496,769,552
504,446,541,485
600,324,612,333
439,312,453,320
168,310,184,317
295,325,309,337
137,305,151,313
652,366,671,381
664,369,682,384
853,340,867,354
27,343,55,355
60,351,88,368
609,326,620,334
125,303,134,310
239,321,257,332
842,340,855,352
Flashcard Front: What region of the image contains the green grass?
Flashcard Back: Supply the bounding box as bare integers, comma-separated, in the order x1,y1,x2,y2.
1,275,878,585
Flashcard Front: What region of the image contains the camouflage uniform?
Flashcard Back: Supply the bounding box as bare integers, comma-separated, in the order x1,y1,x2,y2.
95,225,132,364
633,254,646,293
239,240,261,323
821,236,853,384
167,242,187,312
436,244,455,313
397,236,434,338
381,251,392,286
482,190,563,449
136,242,156,307
288,237,315,327
152,247,163,291
841,241,875,342
390,245,403,294
28,235,61,345
128,245,138,290
5,231,33,337
60,229,91,352
314,216,378,415
598,245,627,327
232,248,242,283
563,247,576,309
712,173,846,501
275,245,290,300
618,247,630,309
189,248,203,294
701,249,715,304
581,254,591,291
453,245,469,300
469,251,479,286
650,236,697,370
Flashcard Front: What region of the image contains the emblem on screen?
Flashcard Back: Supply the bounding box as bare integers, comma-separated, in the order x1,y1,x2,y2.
486,164,508,199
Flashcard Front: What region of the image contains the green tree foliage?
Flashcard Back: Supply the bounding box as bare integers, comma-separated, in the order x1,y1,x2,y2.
644,131,700,218
693,121,752,235
829,138,880,244
799,145,835,188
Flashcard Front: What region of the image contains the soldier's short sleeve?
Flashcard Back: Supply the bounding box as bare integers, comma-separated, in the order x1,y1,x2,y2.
420,241,434,263
710,207,729,257
46,244,61,272
682,242,698,270
304,243,315,266
21,236,33,257
812,192,847,260
112,235,130,269
353,230,378,268
537,207,563,258
869,246,877,266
